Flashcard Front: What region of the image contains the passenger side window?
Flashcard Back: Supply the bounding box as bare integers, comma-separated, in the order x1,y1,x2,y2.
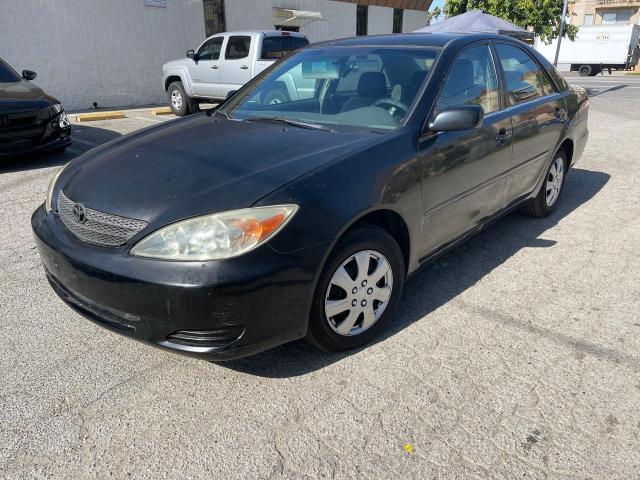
197,37,223,61
437,45,499,114
495,44,555,105
225,36,251,60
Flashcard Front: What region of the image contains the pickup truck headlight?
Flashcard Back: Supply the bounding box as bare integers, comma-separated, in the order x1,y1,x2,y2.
45,168,64,213
130,205,298,261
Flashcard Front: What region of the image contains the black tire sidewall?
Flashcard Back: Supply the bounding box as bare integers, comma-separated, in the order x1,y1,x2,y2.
307,226,405,352
537,150,568,215
168,82,189,116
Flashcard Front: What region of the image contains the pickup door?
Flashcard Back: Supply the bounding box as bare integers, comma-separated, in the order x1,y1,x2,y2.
189,36,224,98
218,36,253,96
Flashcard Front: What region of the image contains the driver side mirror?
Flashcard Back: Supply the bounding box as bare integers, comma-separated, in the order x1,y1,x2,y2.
186,50,196,60
427,105,484,133
22,70,37,81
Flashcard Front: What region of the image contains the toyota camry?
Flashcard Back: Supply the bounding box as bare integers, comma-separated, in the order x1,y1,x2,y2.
32,33,589,360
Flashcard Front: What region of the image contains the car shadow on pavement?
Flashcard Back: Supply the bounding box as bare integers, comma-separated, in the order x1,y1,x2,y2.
220,168,611,378
0,125,121,174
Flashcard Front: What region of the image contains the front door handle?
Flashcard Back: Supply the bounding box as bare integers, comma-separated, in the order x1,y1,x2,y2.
240,65,249,70
211,65,218,69
496,128,512,143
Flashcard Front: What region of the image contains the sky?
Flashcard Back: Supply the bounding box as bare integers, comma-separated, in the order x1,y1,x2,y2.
430,0,445,22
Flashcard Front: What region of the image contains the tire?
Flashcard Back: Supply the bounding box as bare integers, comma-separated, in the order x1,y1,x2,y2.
263,88,290,105
306,225,405,352
521,150,567,217
168,81,191,116
578,65,593,77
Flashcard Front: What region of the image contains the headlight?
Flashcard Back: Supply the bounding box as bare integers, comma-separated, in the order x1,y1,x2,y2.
50,103,64,116
130,205,298,261
45,168,64,213
58,112,70,128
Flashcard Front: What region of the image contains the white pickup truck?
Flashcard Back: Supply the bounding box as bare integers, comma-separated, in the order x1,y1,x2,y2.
162,30,309,115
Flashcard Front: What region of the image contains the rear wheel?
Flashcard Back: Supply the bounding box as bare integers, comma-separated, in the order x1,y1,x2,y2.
578,64,593,77
306,226,405,352
521,150,567,217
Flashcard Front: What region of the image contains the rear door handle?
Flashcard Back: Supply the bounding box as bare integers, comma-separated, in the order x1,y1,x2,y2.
211,65,218,69
496,128,512,143
240,65,249,70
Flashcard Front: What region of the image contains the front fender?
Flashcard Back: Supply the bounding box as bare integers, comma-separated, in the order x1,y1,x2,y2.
163,66,195,97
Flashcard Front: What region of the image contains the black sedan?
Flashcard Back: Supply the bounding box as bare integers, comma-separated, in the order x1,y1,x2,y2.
32,33,589,360
0,58,71,158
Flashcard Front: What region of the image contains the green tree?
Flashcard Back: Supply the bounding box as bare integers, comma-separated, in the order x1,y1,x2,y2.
443,0,578,43
426,6,442,25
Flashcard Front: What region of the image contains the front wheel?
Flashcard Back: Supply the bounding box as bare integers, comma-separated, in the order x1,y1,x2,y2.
306,226,405,352
168,81,191,116
521,150,567,217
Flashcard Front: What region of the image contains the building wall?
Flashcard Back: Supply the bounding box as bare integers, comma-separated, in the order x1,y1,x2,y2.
0,0,205,111
569,0,640,26
402,9,427,32
367,6,394,35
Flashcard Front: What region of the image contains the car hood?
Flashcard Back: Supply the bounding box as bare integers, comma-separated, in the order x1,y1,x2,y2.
60,113,377,229
0,80,59,112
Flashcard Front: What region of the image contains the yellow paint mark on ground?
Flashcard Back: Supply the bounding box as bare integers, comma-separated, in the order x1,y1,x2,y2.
151,107,173,115
403,443,414,454
75,111,125,122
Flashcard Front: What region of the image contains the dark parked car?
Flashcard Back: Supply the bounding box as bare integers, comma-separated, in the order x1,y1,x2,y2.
32,33,589,360
0,58,71,157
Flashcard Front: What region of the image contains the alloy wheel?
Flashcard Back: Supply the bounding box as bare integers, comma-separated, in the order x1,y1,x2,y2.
545,156,565,207
324,250,393,336
171,90,183,111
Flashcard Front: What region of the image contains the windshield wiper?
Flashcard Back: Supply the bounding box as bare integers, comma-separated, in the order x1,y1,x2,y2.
246,116,335,133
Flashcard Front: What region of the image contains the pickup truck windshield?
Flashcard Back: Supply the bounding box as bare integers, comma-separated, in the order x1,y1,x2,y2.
222,46,439,130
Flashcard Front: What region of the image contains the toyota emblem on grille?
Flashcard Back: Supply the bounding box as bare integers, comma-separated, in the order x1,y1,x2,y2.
72,203,87,223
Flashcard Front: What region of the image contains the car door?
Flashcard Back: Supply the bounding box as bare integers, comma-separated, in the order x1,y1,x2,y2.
218,35,253,96
418,43,513,256
493,42,566,204
189,36,224,98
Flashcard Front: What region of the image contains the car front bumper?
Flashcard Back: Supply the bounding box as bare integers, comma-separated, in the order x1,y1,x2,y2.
31,205,328,360
0,115,71,158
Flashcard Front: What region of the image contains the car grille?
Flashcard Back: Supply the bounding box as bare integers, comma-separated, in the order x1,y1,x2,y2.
57,191,148,247
0,110,45,150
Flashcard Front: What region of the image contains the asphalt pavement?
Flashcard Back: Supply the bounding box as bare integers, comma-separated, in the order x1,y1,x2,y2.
1,79,639,479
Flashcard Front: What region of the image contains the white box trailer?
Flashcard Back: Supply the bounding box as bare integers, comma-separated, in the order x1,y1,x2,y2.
535,24,640,76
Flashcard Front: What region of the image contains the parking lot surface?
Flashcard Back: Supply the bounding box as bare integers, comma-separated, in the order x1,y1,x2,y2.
1,78,639,479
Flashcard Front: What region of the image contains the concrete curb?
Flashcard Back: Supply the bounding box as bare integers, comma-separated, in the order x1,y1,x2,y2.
151,107,173,115
75,111,126,122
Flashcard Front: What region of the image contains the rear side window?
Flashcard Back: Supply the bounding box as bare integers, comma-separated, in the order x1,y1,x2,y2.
0,59,21,82
261,36,309,60
225,36,251,60
197,37,223,61
495,44,555,105
437,44,500,114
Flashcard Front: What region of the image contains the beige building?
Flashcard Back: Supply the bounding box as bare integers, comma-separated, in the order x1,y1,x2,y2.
569,0,640,27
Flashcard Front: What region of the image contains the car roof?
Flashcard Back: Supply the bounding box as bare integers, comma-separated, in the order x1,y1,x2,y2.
311,32,519,49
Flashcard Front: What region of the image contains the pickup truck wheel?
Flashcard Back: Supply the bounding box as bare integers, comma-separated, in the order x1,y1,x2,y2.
263,88,290,105
168,81,190,116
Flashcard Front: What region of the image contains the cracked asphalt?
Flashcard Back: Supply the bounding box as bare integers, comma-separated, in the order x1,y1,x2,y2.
1,78,639,479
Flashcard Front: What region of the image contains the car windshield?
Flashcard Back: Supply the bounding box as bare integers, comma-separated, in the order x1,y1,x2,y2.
221,46,439,131
0,59,21,83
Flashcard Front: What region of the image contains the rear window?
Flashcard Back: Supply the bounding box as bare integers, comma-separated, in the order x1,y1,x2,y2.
261,36,309,60
0,59,21,83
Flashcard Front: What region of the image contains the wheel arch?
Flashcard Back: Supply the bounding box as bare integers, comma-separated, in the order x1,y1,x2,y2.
333,207,412,276
164,70,193,96
558,138,574,171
